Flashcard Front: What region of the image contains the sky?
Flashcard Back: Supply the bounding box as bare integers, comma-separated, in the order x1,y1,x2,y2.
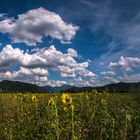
0,0,140,87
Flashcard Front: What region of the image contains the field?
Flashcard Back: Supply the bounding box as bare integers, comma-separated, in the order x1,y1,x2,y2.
0,91,140,140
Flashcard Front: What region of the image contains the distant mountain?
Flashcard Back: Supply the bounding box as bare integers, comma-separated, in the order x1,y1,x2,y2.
42,85,75,92
62,82,140,93
0,80,140,93
0,80,48,93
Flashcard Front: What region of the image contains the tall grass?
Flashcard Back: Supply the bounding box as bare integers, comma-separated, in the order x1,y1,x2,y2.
0,91,140,140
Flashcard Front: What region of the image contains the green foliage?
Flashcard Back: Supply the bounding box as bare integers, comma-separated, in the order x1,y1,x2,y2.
0,92,140,140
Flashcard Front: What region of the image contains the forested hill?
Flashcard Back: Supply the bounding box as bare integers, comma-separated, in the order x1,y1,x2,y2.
62,82,140,93
0,80,47,93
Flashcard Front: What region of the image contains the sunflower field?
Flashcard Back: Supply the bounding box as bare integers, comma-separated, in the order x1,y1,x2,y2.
0,91,140,140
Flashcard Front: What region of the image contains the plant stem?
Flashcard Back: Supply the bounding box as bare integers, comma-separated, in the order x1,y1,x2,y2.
54,101,59,140
71,103,75,140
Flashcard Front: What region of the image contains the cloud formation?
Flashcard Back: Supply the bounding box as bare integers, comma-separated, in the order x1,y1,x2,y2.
0,44,96,86
109,56,140,71
0,1,140,86
0,7,79,46
100,71,115,80
117,73,140,83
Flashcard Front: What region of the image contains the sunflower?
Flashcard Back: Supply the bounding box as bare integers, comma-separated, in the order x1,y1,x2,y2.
101,99,106,104
61,93,69,105
31,95,37,102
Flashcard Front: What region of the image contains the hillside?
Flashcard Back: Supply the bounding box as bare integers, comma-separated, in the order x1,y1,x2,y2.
63,82,140,93
0,80,48,93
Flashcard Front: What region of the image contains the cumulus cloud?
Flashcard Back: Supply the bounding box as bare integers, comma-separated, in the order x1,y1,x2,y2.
0,7,79,46
71,77,91,87
96,56,140,85
0,44,96,86
117,73,140,83
0,67,49,84
69,76,98,87
58,62,96,79
15,67,48,77
46,80,68,87
67,48,78,57
109,56,140,71
95,70,117,85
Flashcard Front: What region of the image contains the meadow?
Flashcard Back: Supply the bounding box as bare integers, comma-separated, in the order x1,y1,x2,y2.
0,91,140,140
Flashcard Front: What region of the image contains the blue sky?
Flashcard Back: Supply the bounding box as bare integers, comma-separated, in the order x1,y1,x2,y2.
0,0,140,87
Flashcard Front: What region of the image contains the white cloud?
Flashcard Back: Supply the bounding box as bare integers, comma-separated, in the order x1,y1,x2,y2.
72,77,90,87
70,76,96,87
0,44,96,86
109,56,140,71
0,45,76,68
117,73,140,83
67,48,78,57
46,80,67,87
34,76,48,83
58,62,96,79
80,70,96,79
96,56,140,85
0,67,49,84
0,7,79,46
58,66,76,78
15,67,48,77
0,71,13,79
